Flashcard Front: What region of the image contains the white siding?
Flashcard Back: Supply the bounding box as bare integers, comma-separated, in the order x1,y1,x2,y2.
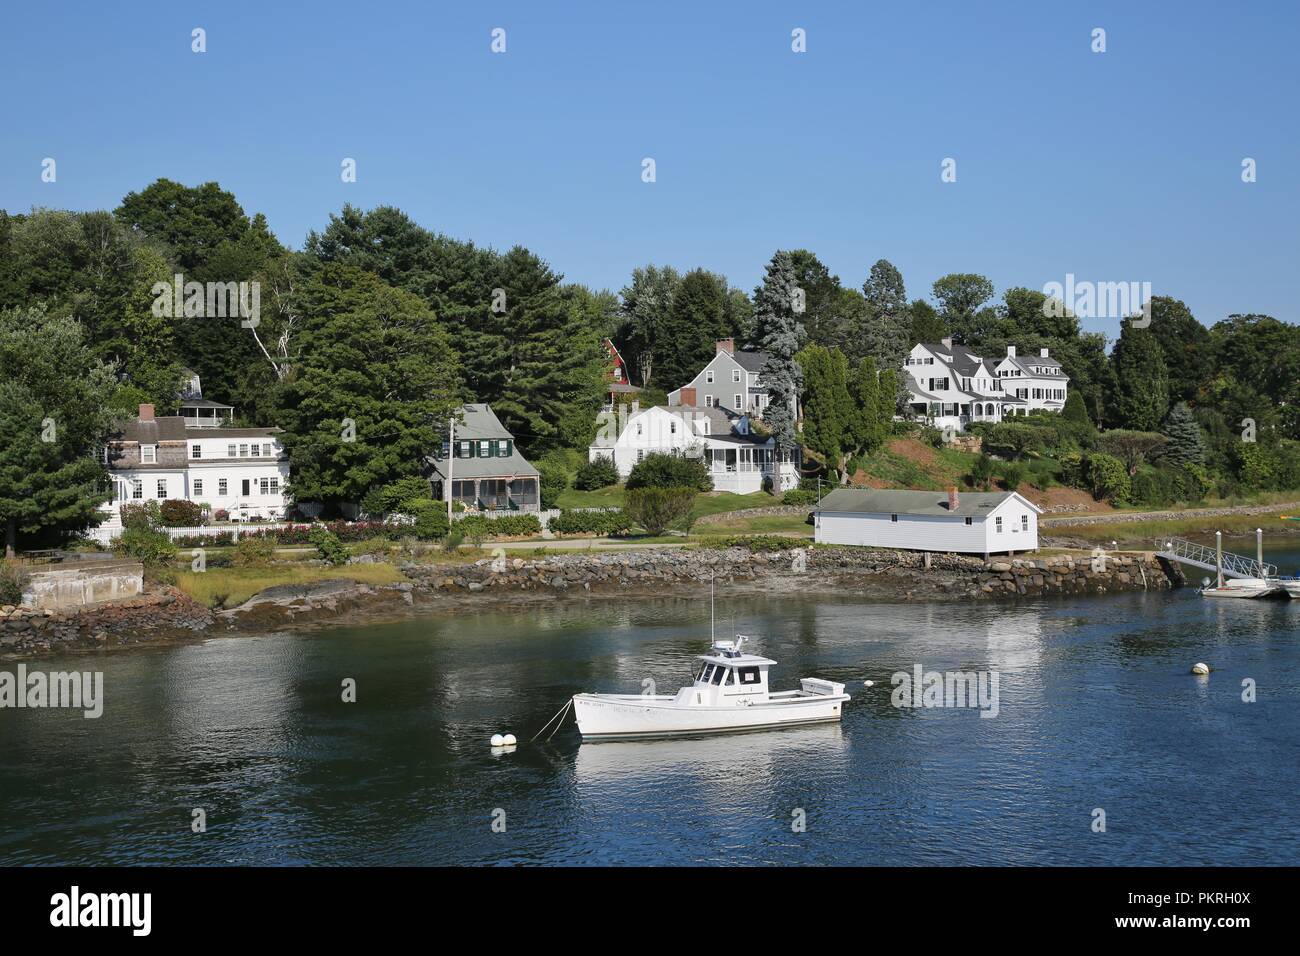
814,498,1038,554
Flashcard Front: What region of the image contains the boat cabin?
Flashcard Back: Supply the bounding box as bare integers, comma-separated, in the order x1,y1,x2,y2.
678,637,776,707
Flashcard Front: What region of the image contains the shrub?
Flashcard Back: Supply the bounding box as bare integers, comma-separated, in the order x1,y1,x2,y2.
0,561,29,605
172,531,235,548
159,498,205,527
536,459,569,509
919,425,945,449
1058,452,1086,488
404,500,450,541
114,526,178,565
705,534,804,552
308,527,348,566
213,508,230,522
574,455,620,491
548,509,632,536
999,462,1027,492
626,452,713,491
1085,453,1131,504
968,453,995,491
119,501,162,531
781,489,819,507
624,487,695,535
455,513,542,539
231,535,277,567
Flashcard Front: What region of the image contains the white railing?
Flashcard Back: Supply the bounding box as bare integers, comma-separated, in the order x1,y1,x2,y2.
1155,537,1276,579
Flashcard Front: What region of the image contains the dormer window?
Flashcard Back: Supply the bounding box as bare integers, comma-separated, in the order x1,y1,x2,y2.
141,444,157,464
191,444,202,459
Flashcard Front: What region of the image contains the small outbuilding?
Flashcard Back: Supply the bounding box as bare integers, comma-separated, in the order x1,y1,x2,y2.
813,487,1041,557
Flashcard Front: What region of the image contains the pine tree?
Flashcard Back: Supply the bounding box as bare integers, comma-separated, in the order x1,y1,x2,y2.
860,259,911,371
488,247,606,453
750,251,806,451
0,305,119,556
1112,324,1170,431
797,345,855,477
1161,402,1207,467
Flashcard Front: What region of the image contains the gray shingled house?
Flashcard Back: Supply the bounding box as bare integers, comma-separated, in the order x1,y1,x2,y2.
425,404,541,512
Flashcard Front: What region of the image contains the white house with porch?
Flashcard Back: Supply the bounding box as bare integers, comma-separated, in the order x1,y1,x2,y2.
903,338,1068,433
813,487,1042,557
588,403,799,494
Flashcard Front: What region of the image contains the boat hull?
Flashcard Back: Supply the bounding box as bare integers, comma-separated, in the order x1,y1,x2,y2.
572,692,850,740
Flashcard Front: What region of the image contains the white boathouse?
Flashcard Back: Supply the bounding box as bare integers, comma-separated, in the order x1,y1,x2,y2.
812,487,1041,557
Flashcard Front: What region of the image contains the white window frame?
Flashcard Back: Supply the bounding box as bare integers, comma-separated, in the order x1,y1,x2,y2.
141,444,157,464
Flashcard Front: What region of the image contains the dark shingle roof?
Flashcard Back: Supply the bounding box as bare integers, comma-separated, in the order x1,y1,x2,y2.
731,349,772,373
815,488,1034,518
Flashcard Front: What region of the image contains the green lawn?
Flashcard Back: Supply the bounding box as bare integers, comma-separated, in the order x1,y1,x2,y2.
176,563,409,608
697,514,813,536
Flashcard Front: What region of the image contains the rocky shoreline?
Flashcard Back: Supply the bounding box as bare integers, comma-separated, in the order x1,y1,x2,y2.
0,546,1185,660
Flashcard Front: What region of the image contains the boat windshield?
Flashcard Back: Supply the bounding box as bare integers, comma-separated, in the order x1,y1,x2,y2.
711,666,727,685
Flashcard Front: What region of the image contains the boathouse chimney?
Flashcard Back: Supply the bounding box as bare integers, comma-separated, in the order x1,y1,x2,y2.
948,486,959,511
138,403,155,423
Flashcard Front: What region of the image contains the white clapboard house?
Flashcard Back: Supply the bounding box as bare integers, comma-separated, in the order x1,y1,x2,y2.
588,403,800,494
99,403,291,529
813,487,1041,557
903,338,1068,433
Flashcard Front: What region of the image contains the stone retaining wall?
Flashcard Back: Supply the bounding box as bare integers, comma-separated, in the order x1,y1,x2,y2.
0,587,213,656
402,546,1183,600
21,559,144,610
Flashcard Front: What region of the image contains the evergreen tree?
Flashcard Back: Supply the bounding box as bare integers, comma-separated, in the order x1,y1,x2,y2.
750,251,806,451
656,268,733,389
1111,323,1170,431
796,345,852,477
488,247,606,453
860,259,912,371
1161,402,1207,467
876,367,900,432
908,298,946,344
277,266,462,511
1147,297,1211,405
851,357,888,454
0,306,120,555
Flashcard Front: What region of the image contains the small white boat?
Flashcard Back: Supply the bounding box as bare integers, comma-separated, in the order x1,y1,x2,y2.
1200,577,1288,599
572,637,850,740
1270,577,1300,599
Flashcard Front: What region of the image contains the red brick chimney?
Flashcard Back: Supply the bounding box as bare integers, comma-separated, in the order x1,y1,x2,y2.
138,403,155,423
948,486,959,511
715,338,734,355
680,386,697,407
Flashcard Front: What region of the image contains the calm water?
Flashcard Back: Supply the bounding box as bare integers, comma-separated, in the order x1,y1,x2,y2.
3,548,1299,866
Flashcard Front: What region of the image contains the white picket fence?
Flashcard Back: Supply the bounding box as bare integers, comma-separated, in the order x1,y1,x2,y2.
86,522,308,546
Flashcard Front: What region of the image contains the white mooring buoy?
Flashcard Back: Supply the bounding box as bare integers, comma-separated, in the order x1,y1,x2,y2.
1191,662,1211,676
503,733,517,746
864,680,875,688
491,733,506,747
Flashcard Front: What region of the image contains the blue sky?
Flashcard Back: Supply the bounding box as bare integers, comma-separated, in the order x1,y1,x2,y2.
3,0,1296,336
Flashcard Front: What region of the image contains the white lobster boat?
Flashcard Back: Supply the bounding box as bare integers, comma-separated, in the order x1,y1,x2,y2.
572,637,850,740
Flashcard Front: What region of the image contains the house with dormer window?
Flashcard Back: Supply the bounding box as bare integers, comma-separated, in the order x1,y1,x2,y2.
425,404,540,511
98,402,291,530
667,338,795,419
903,338,1069,433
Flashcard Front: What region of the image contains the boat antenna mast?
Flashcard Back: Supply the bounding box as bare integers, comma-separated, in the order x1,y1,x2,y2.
710,572,715,644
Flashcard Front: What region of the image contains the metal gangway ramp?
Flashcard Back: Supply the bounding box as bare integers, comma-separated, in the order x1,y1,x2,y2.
1154,536,1276,579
